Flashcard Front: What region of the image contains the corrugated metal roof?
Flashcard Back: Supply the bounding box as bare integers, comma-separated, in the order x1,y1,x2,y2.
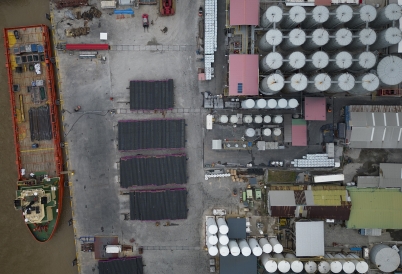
304,206,351,220
311,190,347,206
268,190,296,206
379,163,402,189
305,97,326,121
130,79,174,110
229,0,259,26
270,206,297,217
229,55,259,96
292,124,307,146
347,188,402,229
296,221,324,256
99,257,143,274
357,176,380,188
284,114,292,143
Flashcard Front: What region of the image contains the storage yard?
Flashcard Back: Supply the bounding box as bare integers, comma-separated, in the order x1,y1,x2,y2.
46,0,402,273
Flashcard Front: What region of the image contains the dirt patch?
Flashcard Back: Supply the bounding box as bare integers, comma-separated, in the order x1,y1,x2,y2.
268,170,297,183
147,37,160,45
388,229,402,241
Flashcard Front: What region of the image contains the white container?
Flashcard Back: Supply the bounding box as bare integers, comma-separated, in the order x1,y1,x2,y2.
207,232,218,245
248,238,263,256
267,99,277,109
263,115,271,123
273,115,283,124
238,239,252,257
305,261,317,273
254,115,263,124
285,254,303,273
207,218,218,234
288,98,299,109
243,115,253,124
228,240,240,256
325,254,342,273
217,218,229,234
218,232,229,245
219,115,228,124
207,242,218,256
277,99,287,109
229,115,238,124
274,253,291,273
241,99,255,109
261,254,278,273
347,254,369,274
218,243,230,256
263,128,272,137
273,128,282,136
318,261,330,273
259,238,272,253
335,253,355,274
245,128,256,138
268,238,283,253
255,99,267,109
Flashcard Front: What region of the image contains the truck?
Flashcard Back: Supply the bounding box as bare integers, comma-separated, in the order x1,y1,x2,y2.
159,0,175,16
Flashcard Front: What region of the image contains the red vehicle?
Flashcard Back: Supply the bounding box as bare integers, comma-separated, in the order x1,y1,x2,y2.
159,0,175,16
142,14,149,31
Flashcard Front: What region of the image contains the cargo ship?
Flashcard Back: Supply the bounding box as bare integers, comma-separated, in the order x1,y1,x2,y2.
3,25,64,242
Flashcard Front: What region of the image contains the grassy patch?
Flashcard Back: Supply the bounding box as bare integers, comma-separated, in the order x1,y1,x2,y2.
268,170,297,183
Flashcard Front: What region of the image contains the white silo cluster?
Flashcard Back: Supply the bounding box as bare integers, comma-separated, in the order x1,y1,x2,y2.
206,217,230,257
242,98,299,110
256,3,402,94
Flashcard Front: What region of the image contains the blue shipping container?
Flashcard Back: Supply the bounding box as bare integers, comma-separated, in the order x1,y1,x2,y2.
31,44,38,52
37,45,44,52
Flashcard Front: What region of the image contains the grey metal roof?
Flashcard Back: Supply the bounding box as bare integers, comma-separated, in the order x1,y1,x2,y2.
268,190,296,206
357,176,380,188
304,190,315,205
118,119,186,150
379,163,402,189
99,257,143,274
227,218,246,239
284,114,292,143
295,221,325,256
220,254,257,274
130,79,174,110
120,154,187,188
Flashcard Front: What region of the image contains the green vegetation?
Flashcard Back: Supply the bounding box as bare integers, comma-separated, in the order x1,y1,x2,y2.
268,170,297,183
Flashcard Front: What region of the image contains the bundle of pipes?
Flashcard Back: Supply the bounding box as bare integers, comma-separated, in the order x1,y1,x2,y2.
260,52,283,72
346,28,377,50
260,73,284,95
302,6,329,29
322,5,353,29
323,28,352,52
280,6,306,29
370,27,402,51
302,29,329,51
281,51,306,72
258,29,283,52
260,5,283,28
28,105,53,141
345,5,377,28
303,51,329,72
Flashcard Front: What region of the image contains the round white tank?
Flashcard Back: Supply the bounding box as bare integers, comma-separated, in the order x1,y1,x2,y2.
281,29,306,51
285,254,303,273
349,51,377,71
207,218,218,234
261,254,278,273
305,261,317,273
302,29,329,51
259,29,283,52
260,52,284,72
318,261,330,274
377,56,402,86
274,254,291,273
218,232,229,245
238,239,251,257
260,74,285,95
261,5,283,28
302,6,329,28
268,238,283,253
307,73,331,93
241,99,256,109
218,243,229,257
326,51,353,72
273,128,282,136
323,28,352,51
323,5,353,28
254,115,263,124
259,238,273,253
370,244,400,272
350,73,379,96
207,242,218,256
230,115,238,124
345,5,377,28
228,240,241,256
243,115,253,124
248,238,263,256
284,73,308,93
217,218,229,234
264,115,271,124
347,28,377,50
267,99,278,109
219,115,228,124
274,115,283,124
245,128,256,138
331,73,355,93
370,3,402,27
303,51,329,72
335,253,355,274
347,253,369,274
288,98,299,109
207,233,218,245
255,99,267,109
325,254,342,274
280,6,306,29
263,128,272,137
371,27,402,51
277,99,287,109
281,51,306,72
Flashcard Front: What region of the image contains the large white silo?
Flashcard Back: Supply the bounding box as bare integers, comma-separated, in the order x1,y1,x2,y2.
348,73,379,95
245,128,256,138
269,237,283,253
259,29,283,52
325,254,342,274
207,232,218,245
283,73,308,93
370,27,402,50
260,52,284,72
326,51,353,72
261,5,283,28
218,232,229,245
255,99,267,109
217,218,229,234
302,29,329,51
345,5,377,28
266,99,278,109
280,6,306,29
207,218,218,234
207,242,218,256
285,253,303,273
259,238,273,253
228,240,240,256
229,115,238,124
331,73,355,93
377,56,402,86
323,28,352,51
288,98,299,108
277,100,287,109
261,254,278,273
281,51,306,72
254,115,263,124
305,261,318,273
370,244,400,273
335,253,356,274
248,238,263,256
347,28,377,50
219,115,228,124
370,3,402,28
264,115,271,124
302,6,330,28
274,115,284,124
303,51,329,72
260,73,285,95
348,51,377,72
238,239,252,257
318,261,331,274
243,115,253,124
347,253,369,274
280,29,306,51
322,5,353,29
218,243,229,257
307,73,331,93
263,128,272,137
241,99,256,109
274,253,291,273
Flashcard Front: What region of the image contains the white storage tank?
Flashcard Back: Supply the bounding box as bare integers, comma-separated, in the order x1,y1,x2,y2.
259,29,283,52
274,115,283,124
347,253,369,274
307,73,331,93
281,51,306,72
248,238,263,256
254,115,263,124
261,254,278,273
305,261,317,273
207,232,218,245
230,115,238,124
260,52,284,72
345,5,377,28
218,243,229,257
302,29,329,51
370,27,402,51
228,240,240,256
266,99,278,109
263,128,272,137
218,232,229,245
347,28,377,50
261,5,283,28
331,73,355,93
260,74,284,95
207,218,218,234
325,253,342,274
259,238,273,253
274,253,291,273
303,51,329,72
264,115,271,124
255,99,267,109
280,6,306,29
219,115,228,124
288,98,299,109
349,51,377,72
277,99,287,109
245,128,256,138
370,244,400,273
281,29,306,51
285,253,303,273
243,115,253,124
302,6,329,28
273,128,282,136
207,242,218,256
283,73,308,93
238,239,251,257
268,238,283,253
349,73,379,96
217,218,229,234
323,28,352,51
323,5,353,29
370,3,402,27
335,253,355,274
241,99,256,109
318,261,331,274
377,56,402,86
326,51,353,72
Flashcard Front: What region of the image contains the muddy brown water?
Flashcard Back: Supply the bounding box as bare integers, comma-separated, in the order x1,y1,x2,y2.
0,1,77,273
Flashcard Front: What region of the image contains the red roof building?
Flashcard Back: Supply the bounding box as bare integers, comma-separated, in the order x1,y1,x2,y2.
229,54,259,96
292,119,307,147
305,97,326,121
230,0,259,26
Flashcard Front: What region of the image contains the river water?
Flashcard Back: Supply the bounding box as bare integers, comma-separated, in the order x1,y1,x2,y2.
0,1,77,273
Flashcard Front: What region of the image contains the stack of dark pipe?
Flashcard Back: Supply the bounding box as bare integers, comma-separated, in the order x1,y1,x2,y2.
81,7,102,21
29,105,53,141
